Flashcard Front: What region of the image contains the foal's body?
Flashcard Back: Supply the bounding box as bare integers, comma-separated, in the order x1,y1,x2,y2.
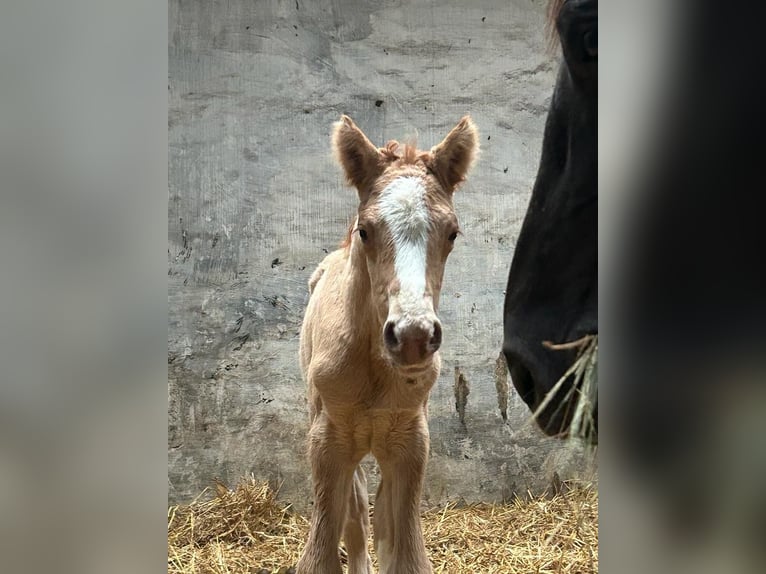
296,117,478,574
301,245,436,573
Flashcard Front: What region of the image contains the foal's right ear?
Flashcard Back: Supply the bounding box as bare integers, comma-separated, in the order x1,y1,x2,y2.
332,115,385,198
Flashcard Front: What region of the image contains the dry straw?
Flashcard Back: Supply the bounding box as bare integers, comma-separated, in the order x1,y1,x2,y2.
538,334,598,443
169,475,598,574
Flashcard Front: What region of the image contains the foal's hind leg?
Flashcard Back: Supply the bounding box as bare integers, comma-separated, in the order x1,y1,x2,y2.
343,466,372,574
295,416,356,574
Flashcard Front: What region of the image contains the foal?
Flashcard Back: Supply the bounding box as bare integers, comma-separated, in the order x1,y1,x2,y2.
295,115,478,574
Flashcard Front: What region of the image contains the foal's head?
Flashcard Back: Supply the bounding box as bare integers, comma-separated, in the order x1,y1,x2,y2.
333,115,479,372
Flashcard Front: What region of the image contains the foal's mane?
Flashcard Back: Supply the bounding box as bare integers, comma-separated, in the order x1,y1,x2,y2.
380,140,429,166
339,139,429,251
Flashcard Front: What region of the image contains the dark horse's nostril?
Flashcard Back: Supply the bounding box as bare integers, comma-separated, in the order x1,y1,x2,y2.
383,321,398,348
430,322,442,349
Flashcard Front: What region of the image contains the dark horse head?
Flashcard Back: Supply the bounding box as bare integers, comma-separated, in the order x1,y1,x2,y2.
502,0,597,441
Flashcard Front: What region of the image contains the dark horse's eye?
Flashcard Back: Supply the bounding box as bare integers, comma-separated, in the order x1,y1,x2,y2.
583,29,597,59
448,231,458,242
358,229,368,242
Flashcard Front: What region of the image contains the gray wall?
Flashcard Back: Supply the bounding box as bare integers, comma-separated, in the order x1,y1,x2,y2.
168,0,596,509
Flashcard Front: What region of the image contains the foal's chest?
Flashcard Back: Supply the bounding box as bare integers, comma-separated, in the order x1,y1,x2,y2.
313,355,438,410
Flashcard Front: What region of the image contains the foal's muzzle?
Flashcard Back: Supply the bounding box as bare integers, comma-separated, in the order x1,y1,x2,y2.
383,316,442,367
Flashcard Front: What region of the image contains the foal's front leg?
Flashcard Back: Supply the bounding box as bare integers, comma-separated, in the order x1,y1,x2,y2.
296,415,356,574
373,414,432,574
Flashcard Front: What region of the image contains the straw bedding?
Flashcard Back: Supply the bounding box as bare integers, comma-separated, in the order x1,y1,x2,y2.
168,476,598,573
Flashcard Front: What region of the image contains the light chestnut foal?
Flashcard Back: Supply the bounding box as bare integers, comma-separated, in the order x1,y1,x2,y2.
296,115,479,574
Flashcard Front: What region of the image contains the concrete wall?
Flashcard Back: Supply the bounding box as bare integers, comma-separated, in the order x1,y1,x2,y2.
168,0,596,509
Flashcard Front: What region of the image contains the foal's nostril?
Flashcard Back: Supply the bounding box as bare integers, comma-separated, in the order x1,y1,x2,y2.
429,321,443,350
383,321,398,349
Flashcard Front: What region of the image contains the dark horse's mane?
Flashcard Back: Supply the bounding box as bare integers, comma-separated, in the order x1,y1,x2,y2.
545,0,566,52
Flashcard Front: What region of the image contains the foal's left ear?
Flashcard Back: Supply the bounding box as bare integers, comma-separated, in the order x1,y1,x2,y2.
429,116,479,193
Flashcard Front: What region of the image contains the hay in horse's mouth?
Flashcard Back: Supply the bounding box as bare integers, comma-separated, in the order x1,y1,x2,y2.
534,334,598,442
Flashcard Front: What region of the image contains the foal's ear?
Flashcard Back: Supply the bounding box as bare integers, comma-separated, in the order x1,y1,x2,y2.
429,116,479,192
332,115,385,198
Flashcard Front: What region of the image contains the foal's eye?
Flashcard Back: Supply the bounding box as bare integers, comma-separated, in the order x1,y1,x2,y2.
358,229,368,242
448,231,458,242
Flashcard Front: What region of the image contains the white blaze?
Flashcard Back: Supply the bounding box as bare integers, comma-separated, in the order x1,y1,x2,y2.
378,177,430,306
